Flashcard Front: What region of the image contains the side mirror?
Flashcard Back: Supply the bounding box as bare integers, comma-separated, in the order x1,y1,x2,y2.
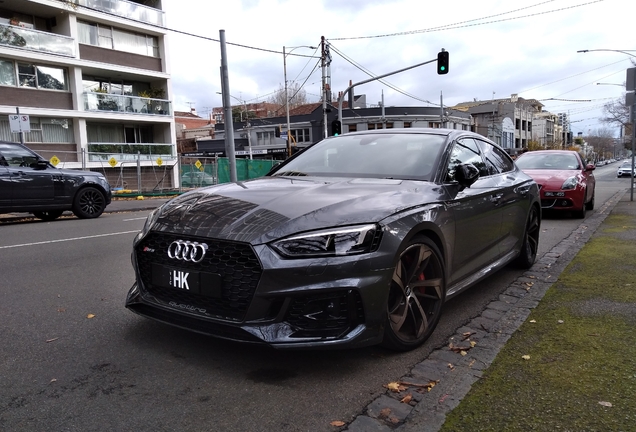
34,160,49,170
455,163,480,187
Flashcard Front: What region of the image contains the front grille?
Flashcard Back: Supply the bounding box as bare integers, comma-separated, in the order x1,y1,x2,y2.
135,232,262,321
286,290,365,338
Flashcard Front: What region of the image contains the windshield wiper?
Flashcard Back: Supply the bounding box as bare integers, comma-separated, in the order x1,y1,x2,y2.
274,171,308,177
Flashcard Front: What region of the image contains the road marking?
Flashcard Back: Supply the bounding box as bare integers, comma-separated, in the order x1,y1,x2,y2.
0,230,139,249
123,217,148,221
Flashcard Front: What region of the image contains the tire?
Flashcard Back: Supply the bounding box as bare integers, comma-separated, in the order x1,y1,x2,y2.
33,210,64,221
381,236,445,351
72,187,106,219
585,191,595,211
573,190,587,219
514,205,540,269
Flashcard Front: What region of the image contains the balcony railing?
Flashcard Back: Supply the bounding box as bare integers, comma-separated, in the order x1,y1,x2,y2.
75,0,165,26
87,143,175,162
84,92,172,116
0,24,75,57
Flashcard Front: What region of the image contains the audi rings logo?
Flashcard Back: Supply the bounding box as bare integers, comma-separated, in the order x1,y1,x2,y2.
167,240,208,263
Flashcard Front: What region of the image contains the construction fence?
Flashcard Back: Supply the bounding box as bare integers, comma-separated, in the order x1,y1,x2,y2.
33,148,279,194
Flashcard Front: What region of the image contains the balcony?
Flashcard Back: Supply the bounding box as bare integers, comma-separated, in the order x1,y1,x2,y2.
87,143,175,162
0,24,75,57
84,92,172,116
75,0,165,26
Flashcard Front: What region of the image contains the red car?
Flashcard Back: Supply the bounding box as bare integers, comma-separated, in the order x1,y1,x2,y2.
515,150,595,218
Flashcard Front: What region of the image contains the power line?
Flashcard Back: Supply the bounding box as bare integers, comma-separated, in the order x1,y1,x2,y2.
329,0,603,41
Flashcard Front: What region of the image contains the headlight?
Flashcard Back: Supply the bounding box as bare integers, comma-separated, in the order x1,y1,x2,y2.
561,176,577,190
270,224,380,258
133,206,162,245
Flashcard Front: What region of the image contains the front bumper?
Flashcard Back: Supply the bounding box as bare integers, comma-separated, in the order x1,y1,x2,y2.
540,189,584,210
125,231,394,349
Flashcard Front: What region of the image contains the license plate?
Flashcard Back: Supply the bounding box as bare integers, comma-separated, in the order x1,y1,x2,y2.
151,264,222,297
544,192,565,197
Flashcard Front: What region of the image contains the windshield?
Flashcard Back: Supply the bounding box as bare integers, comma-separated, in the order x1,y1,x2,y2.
516,152,580,170
270,133,446,181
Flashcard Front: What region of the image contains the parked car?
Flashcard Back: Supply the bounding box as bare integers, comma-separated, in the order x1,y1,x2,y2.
126,129,541,351
617,161,635,178
181,171,216,188
515,149,595,218
0,141,111,220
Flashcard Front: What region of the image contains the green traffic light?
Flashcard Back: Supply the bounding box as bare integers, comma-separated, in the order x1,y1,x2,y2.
440,66,446,71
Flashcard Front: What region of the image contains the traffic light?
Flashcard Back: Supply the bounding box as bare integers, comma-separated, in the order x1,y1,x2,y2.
275,125,281,138
331,120,342,136
437,50,449,75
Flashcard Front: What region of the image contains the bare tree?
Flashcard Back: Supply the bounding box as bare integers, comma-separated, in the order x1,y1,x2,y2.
268,83,309,111
586,127,619,160
601,97,632,149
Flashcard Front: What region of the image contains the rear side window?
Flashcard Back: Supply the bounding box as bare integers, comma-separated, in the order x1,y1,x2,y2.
0,144,41,167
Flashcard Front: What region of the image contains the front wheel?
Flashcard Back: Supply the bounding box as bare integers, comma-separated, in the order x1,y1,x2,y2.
72,187,106,219
573,190,587,219
514,205,540,269
381,236,445,351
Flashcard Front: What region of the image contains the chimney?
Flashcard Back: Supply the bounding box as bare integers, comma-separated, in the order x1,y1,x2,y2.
190,107,197,116
510,94,518,103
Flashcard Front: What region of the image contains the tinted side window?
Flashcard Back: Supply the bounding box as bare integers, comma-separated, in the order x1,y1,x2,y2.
477,140,515,173
446,138,487,181
0,144,40,168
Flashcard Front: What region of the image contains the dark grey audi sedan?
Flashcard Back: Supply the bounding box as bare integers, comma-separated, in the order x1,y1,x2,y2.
126,129,540,351
0,141,111,220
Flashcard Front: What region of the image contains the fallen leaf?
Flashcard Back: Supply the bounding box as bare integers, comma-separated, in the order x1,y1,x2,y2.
462,331,476,340
558,320,564,324
57,308,66,313
530,319,536,323
529,275,536,279
378,408,391,419
460,350,467,356
87,314,95,319
385,382,401,392
400,394,413,404
448,363,455,370
470,341,477,347
468,359,476,367
525,282,534,287
389,416,400,424
522,355,531,360
449,343,472,353
599,401,612,407
330,420,345,427
45,338,59,343
49,378,57,384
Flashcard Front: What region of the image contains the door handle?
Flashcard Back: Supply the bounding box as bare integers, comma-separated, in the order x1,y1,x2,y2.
490,193,503,203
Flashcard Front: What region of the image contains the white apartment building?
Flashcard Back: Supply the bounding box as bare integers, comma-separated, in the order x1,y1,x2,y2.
0,0,176,190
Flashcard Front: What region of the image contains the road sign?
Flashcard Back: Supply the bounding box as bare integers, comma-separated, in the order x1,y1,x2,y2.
281,131,288,140
8,114,30,133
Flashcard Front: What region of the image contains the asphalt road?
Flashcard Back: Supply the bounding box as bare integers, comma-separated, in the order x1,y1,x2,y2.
0,163,629,432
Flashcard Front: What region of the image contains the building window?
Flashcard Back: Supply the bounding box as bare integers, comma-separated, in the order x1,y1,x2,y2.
290,128,310,143
404,122,411,128
15,62,67,90
78,21,159,57
348,124,357,132
429,122,441,128
368,123,392,129
257,131,275,145
0,59,16,86
0,117,74,143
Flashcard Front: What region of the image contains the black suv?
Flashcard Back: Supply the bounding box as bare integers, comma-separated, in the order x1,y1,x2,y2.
0,141,112,221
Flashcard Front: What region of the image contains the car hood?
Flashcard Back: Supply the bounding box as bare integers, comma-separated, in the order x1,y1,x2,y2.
151,176,446,243
520,169,579,188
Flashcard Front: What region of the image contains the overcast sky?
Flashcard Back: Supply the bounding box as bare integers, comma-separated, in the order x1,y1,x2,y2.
161,0,634,137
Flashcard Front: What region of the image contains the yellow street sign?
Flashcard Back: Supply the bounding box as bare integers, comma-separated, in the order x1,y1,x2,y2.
50,155,60,166
195,160,202,170
108,157,117,167
156,157,163,166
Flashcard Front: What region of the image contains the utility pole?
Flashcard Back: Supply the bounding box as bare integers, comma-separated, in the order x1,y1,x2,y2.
321,36,328,139
219,29,237,182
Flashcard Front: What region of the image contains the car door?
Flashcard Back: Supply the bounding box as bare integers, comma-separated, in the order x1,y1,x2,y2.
0,143,55,208
476,139,531,257
443,137,504,285
0,159,11,207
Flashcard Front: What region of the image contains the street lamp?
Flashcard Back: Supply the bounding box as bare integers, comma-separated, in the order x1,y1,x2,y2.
283,45,316,157
577,49,636,58
217,92,252,159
